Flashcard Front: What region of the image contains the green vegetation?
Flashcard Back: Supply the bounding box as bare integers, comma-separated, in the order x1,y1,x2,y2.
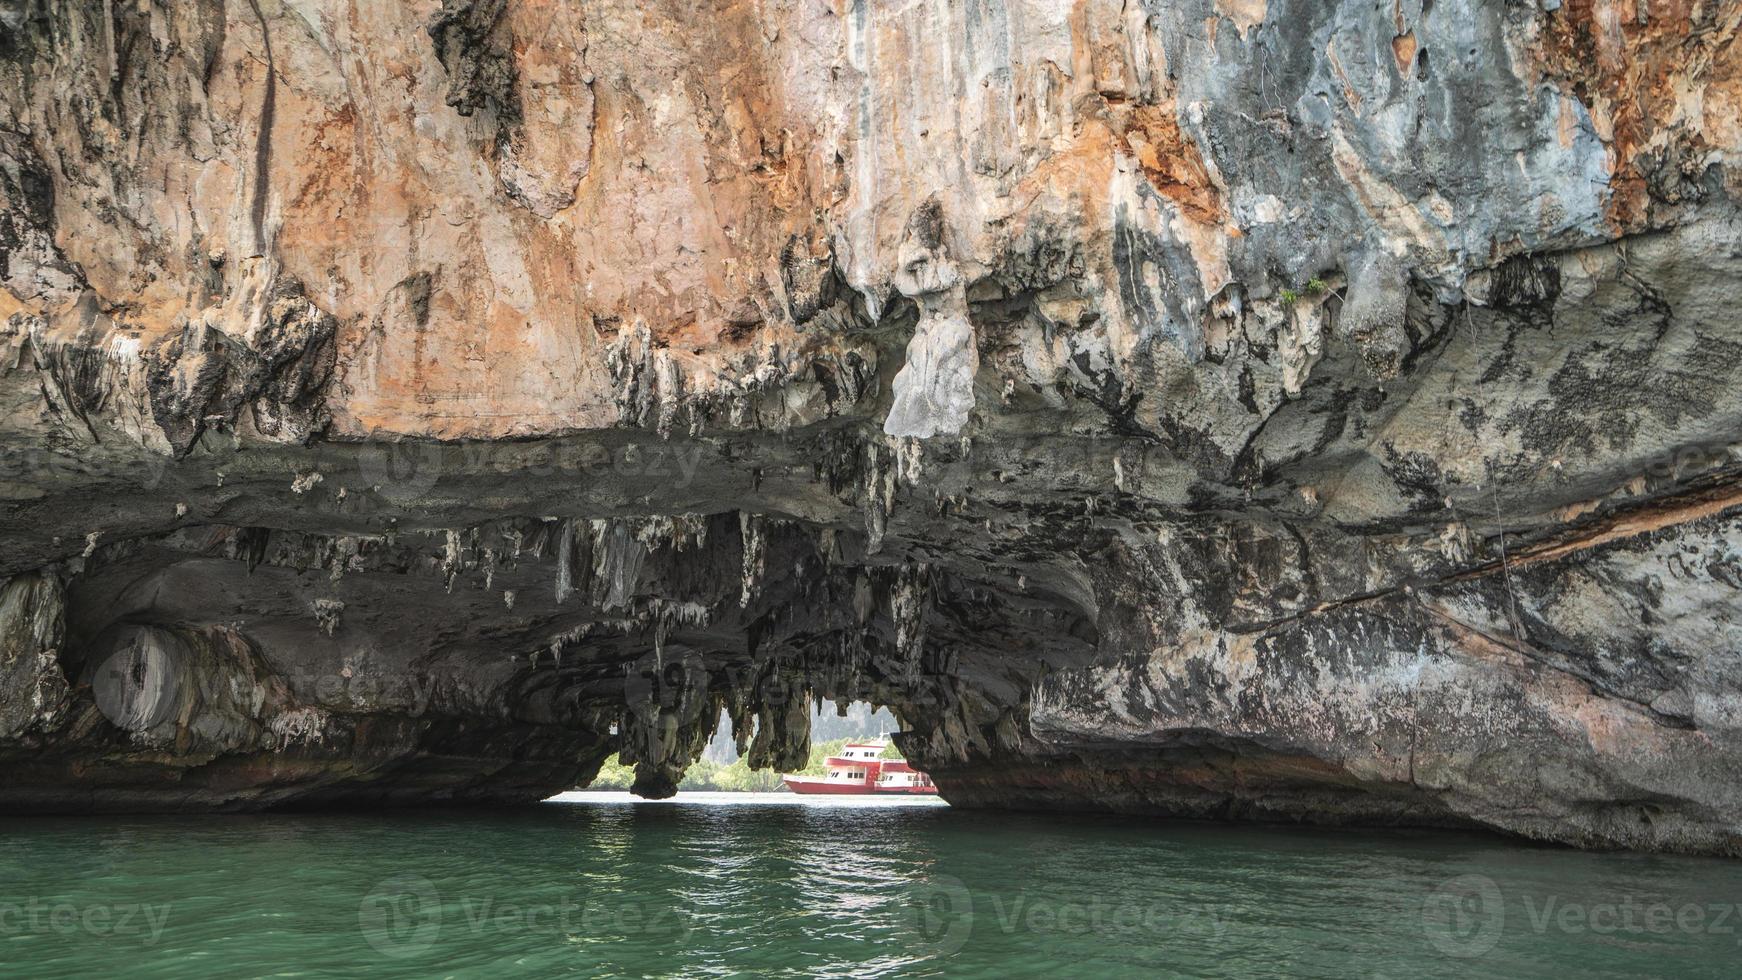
587,754,636,790
581,737,906,792
1280,278,1332,307
682,756,787,792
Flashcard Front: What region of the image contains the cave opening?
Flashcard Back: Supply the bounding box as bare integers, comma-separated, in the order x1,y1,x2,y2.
10,497,1102,813
579,700,932,798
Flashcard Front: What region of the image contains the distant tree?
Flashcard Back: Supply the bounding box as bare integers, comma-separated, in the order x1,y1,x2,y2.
679,758,723,791
808,703,900,742
712,759,785,792
586,754,636,790
581,726,902,793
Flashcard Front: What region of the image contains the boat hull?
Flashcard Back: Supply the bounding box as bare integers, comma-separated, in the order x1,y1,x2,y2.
780,776,875,795
780,775,938,795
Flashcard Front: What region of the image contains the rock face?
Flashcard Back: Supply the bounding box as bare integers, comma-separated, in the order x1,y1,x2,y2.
1,0,1741,852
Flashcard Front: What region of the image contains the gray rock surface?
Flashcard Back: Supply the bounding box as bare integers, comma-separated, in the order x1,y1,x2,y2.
0,0,1740,852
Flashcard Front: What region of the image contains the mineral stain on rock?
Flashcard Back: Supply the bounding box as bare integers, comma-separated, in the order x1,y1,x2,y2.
0,0,1741,855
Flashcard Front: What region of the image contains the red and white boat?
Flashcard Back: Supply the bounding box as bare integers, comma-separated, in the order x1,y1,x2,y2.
780,739,938,795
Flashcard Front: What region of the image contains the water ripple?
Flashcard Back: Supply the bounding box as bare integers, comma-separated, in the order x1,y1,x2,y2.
3,797,1742,978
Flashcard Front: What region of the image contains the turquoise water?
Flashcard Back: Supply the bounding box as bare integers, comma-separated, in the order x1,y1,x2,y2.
4,792,1741,978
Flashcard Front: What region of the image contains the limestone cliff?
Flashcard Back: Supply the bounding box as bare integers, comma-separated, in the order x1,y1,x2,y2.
2,0,1742,853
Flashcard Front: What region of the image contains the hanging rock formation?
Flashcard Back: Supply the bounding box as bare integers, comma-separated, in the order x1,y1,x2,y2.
2,0,1742,853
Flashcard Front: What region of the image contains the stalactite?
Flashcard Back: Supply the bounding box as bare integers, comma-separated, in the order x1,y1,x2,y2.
441,529,462,593
891,564,930,681
861,440,896,554
591,520,646,611
555,518,574,604
739,512,766,608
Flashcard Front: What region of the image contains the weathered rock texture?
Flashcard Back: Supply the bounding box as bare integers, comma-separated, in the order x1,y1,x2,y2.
2,0,1741,852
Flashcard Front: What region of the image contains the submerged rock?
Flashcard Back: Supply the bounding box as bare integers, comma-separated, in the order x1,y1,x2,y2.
0,0,1740,853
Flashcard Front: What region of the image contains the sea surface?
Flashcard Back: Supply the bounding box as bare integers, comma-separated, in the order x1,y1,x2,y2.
4,791,1742,978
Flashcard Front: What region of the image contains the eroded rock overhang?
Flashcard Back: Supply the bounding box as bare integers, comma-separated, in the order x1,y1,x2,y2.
1,0,1741,852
